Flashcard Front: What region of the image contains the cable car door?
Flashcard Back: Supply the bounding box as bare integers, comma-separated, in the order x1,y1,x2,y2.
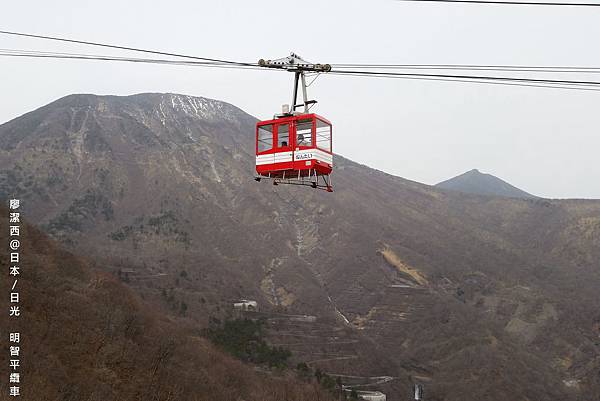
274,121,293,170
292,117,314,171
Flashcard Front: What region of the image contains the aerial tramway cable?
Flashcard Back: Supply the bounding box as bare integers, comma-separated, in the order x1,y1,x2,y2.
329,71,600,91
2,30,600,92
328,69,600,87
0,49,269,72
394,0,600,6
330,63,600,74
0,30,257,66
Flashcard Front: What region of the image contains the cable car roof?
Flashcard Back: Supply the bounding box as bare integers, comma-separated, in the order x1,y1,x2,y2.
257,113,332,126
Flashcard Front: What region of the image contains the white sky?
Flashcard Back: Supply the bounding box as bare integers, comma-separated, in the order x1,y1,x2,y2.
1,0,599,198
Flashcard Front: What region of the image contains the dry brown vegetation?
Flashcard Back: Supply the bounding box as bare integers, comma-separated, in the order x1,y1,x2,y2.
378,244,428,286
0,213,335,401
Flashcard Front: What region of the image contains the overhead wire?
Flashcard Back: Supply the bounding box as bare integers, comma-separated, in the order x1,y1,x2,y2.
331,64,600,73
6,48,597,75
329,69,600,87
5,30,598,75
0,30,257,66
329,71,600,91
394,0,600,6
0,48,269,71
2,48,599,91
1,30,600,92
332,63,600,70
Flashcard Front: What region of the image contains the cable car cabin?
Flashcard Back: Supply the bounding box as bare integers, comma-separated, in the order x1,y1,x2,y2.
255,114,333,191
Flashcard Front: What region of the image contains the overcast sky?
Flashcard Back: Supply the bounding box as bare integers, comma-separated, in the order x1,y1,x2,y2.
1,0,599,198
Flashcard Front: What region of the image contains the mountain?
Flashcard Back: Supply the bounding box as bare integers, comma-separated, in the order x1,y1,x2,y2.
1,93,599,401
0,208,336,401
436,169,537,199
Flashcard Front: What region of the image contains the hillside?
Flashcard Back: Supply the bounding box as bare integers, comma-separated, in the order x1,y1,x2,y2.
0,209,335,401
436,168,537,199
1,93,599,401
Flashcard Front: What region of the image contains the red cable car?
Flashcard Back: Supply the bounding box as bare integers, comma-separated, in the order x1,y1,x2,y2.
255,53,334,191
255,113,333,191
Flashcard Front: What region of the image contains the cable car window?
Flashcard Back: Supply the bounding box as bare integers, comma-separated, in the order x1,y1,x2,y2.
296,119,313,147
258,124,273,152
277,123,290,148
316,119,331,152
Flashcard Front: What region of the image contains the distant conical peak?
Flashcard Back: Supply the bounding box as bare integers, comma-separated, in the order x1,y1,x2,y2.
436,169,537,199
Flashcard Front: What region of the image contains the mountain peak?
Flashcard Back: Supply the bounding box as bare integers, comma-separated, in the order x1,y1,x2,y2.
0,92,258,152
42,92,247,121
435,169,537,199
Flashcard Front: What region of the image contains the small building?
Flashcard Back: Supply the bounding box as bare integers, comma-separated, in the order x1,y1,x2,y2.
233,299,258,311
357,391,386,401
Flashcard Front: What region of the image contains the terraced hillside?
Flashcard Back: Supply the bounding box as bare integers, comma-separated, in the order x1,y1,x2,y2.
0,209,336,401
